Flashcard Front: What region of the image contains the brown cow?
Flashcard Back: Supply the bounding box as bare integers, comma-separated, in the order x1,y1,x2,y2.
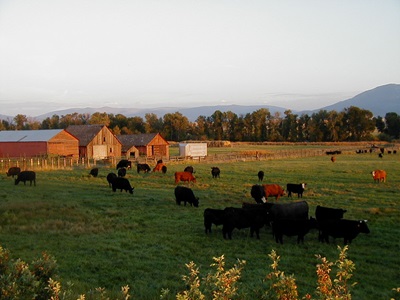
153,163,167,173
262,184,285,201
331,156,336,162
371,169,386,182
175,171,196,184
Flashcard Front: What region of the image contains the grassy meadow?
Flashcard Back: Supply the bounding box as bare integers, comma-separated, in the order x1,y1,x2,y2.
0,147,399,299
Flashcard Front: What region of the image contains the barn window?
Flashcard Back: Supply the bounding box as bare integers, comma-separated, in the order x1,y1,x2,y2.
110,148,112,153
103,137,106,142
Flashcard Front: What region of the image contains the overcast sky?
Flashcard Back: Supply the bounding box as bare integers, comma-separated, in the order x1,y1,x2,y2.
0,0,399,117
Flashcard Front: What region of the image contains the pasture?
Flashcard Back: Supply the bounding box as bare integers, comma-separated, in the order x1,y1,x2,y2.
0,150,399,299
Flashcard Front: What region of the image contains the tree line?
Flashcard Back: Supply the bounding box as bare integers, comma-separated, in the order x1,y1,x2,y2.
1,106,399,142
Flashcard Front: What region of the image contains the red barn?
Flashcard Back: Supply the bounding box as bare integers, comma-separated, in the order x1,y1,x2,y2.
0,129,79,158
117,133,169,159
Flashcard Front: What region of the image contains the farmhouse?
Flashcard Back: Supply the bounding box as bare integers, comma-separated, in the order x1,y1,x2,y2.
117,133,169,159
0,129,79,158
66,124,121,159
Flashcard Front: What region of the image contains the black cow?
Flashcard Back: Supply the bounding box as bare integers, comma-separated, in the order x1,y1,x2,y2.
137,163,151,173
15,171,36,186
161,165,167,174
286,183,307,198
250,184,265,204
222,206,269,239
271,217,318,244
258,170,264,181
315,205,347,222
204,208,225,233
268,201,309,222
6,167,21,178
184,166,194,173
118,168,126,177
211,167,220,178
174,186,199,207
89,168,98,177
116,159,132,170
107,172,117,187
111,177,134,194
319,219,370,244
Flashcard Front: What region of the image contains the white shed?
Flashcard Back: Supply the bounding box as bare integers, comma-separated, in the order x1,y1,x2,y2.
179,143,207,158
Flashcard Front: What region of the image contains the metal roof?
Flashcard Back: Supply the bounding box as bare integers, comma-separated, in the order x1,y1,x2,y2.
0,129,64,142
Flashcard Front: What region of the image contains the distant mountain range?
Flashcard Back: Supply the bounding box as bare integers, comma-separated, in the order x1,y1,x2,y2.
1,84,399,122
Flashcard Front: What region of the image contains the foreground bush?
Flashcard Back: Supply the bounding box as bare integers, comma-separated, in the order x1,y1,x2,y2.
1,244,399,299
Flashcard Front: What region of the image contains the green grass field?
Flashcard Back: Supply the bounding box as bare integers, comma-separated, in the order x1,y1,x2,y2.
0,150,399,299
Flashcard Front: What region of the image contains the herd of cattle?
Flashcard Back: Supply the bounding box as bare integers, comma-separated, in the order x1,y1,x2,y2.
6,159,381,245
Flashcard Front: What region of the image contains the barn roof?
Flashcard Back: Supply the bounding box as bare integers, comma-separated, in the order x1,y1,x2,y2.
0,129,65,142
65,125,105,146
117,133,159,148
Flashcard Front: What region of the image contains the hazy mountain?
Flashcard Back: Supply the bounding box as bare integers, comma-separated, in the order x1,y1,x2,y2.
1,84,399,122
314,83,400,116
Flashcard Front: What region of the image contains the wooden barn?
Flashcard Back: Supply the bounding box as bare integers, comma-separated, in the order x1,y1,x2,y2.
117,133,169,159
0,129,79,158
66,124,121,159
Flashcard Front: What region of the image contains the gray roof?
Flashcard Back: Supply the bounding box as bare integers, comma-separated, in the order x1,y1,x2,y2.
0,129,64,142
65,125,105,146
117,133,158,148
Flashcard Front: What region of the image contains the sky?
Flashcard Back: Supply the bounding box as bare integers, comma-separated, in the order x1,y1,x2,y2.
0,0,399,117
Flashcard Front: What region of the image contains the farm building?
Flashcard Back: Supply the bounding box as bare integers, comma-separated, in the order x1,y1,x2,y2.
117,133,169,159
65,124,121,159
0,129,79,158
179,142,207,158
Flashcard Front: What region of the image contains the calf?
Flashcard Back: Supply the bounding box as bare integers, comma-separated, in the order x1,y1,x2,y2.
89,168,98,177
111,177,134,194
118,168,126,177
15,171,36,186
222,206,269,239
107,172,117,187
211,167,220,178
272,217,318,244
175,171,196,184
116,159,132,170
174,186,199,207
6,167,21,178
319,219,370,244
153,162,167,172
204,208,225,233
371,169,386,182
286,183,306,198
137,163,151,173
257,170,264,181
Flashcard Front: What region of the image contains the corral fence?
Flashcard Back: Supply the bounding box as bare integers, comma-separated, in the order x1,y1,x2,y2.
1,144,391,172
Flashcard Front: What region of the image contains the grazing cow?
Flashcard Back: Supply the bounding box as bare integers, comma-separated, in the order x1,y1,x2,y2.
175,171,196,184
117,168,126,177
116,159,132,170
268,201,309,222
222,206,269,239
153,162,167,172
258,170,264,181
262,184,285,201
204,208,225,234
137,163,151,173
6,167,21,178
371,169,386,182
251,184,266,204
89,168,98,177
174,186,199,207
286,183,306,198
378,153,383,158
272,217,318,244
106,172,117,187
15,171,36,186
184,166,194,173
211,167,220,178
319,219,370,244
111,177,134,194
331,156,336,162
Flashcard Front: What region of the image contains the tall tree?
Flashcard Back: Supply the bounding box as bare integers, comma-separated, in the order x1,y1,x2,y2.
14,114,27,130
162,112,190,141
89,112,110,126
251,108,270,141
384,112,400,139
342,106,375,141
145,113,163,133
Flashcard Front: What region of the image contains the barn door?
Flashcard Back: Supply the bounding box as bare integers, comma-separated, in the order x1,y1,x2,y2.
93,145,108,159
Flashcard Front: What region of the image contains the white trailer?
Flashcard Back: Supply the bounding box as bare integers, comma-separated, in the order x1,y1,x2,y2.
179,143,207,158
